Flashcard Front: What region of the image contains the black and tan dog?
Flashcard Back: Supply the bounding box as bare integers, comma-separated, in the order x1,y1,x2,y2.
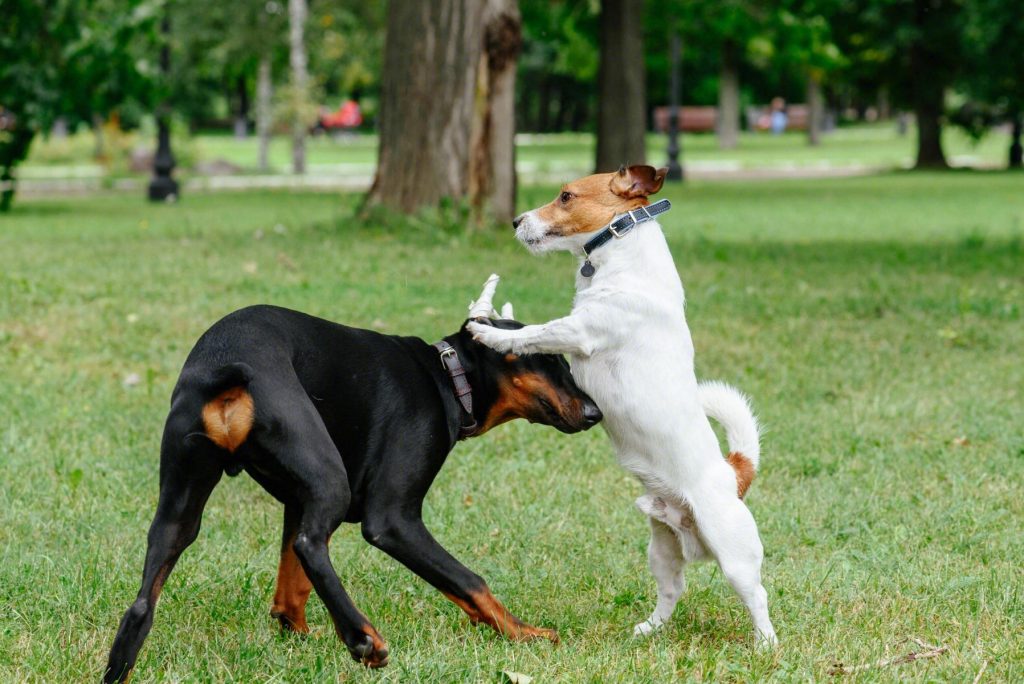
103,276,601,682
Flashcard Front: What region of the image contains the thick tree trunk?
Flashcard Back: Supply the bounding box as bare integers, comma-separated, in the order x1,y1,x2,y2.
910,0,948,169
256,56,273,172
595,0,646,171
911,85,947,169
469,0,522,223
234,75,249,139
806,72,824,147
288,0,308,175
717,40,740,150
1009,113,1023,169
367,1,485,213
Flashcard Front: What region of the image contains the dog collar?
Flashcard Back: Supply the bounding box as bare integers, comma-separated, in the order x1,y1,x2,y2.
433,341,478,439
580,198,672,277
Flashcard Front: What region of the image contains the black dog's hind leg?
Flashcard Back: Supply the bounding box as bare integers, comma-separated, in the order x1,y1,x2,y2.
270,503,314,633
362,509,559,643
103,437,223,683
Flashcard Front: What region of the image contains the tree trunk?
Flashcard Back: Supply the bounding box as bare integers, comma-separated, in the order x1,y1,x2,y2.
717,40,740,150
910,0,948,169
234,75,249,139
256,56,273,172
288,0,308,175
92,113,105,160
469,0,522,223
877,85,891,120
1009,112,1023,169
367,1,485,213
595,0,647,171
0,129,34,212
806,72,824,147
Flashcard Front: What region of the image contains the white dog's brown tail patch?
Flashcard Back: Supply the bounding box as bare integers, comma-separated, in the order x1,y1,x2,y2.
726,451,756,498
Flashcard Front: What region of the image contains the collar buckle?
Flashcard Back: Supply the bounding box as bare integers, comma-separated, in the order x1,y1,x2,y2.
628,206,651,223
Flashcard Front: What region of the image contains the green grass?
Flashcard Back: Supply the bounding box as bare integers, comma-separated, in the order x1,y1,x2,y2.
1,173,1023,682
22,124,1015,180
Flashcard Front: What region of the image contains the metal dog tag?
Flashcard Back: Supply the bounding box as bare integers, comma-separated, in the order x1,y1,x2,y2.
580,260,595,277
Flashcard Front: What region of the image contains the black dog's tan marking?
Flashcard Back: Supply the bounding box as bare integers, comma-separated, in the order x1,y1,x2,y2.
444,588,560,643
103,305,601,682
201,386,253,453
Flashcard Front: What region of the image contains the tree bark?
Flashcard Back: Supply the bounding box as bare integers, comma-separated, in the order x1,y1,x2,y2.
367,1,485,213
1009,112,1022,169
256,56,273,172
910,0,948,169
806,72,824,146
468,0,522,224
234,75,249,139
288,0,308,175
595,0,647,171
717,40,740,150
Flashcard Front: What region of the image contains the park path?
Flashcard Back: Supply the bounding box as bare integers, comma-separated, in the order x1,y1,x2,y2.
15,162,890,197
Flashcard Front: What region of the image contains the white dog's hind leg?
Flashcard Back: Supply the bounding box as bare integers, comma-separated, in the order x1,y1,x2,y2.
690,496,777,647
633,499,686,637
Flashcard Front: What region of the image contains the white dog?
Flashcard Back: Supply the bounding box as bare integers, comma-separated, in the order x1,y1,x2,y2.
467,165,777,646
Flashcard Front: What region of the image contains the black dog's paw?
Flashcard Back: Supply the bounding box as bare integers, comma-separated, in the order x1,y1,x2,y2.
348,629,389,668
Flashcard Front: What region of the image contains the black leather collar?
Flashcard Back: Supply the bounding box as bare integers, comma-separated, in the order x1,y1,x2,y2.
580,198,672,277
433,341,478,439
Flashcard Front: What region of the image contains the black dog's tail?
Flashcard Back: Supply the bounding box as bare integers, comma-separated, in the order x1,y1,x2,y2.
203,361,255,398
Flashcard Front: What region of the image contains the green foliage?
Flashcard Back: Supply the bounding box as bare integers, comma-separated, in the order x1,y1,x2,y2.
0,0,159,210
954,0,1024,140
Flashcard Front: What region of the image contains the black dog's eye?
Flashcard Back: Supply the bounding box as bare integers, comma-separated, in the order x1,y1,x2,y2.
559,191,573,204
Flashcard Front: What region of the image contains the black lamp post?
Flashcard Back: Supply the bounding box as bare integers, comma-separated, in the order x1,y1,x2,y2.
665,31,683,182
148,14,179,202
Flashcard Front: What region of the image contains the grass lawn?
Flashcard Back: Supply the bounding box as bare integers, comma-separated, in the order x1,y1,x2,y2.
22,124,1015,181
1,173,1022,682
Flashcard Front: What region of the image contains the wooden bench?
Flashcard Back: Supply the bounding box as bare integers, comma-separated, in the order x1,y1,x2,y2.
652,106,718,133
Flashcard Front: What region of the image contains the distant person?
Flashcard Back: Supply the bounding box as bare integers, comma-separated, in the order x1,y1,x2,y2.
770,97,788,135
338,99,362,129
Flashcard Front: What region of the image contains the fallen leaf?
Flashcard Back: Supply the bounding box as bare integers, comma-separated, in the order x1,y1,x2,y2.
243,261,258,274
501,672,532,684
123,372,141,388
952,436,970,447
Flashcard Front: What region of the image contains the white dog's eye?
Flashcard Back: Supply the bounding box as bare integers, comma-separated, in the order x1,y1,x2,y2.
560,191,573,204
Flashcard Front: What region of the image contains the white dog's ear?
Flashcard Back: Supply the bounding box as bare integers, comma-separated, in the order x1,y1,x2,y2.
467,273,500,319
500,302,514,319
610,165,667,199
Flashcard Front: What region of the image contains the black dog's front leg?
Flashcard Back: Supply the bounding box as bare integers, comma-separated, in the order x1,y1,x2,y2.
361,511,559,643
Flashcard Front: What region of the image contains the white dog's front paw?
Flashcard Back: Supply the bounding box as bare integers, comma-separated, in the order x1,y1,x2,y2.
466,320,516,353
633,617,664,637
755,628,779,649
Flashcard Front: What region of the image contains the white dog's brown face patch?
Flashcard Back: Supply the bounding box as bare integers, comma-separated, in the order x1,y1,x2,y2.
531,165,668,238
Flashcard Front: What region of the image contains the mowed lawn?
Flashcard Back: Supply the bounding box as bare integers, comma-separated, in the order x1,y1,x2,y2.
1,173,1022,682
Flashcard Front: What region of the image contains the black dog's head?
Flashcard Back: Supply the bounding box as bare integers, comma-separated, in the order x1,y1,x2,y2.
457,318,602,435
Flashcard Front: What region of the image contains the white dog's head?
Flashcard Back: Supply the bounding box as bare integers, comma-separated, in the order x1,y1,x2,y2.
512,165,668,254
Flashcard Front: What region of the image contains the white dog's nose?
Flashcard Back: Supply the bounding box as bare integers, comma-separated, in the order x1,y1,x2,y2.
512,214,525,229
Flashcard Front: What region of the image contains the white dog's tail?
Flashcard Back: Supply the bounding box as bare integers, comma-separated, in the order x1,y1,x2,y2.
698,380,761,498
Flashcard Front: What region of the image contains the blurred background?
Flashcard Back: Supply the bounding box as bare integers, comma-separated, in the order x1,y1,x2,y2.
2,3,1023,681
2,0,1021,215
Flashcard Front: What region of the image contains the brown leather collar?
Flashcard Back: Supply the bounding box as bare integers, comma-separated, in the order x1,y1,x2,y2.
433,341,478,439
